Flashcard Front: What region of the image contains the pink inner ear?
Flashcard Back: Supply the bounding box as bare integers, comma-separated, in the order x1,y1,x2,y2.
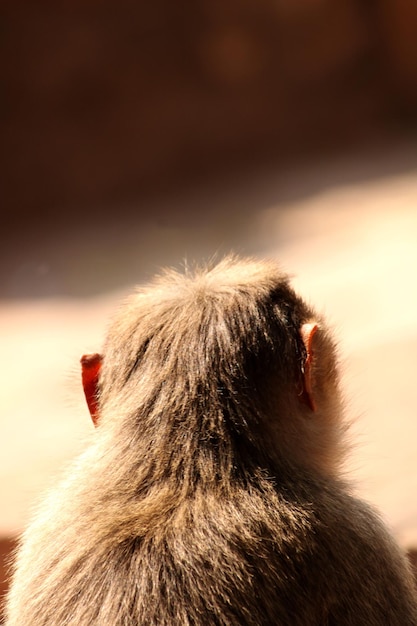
80,353,102,426
300,323,318,412
300,323,317,359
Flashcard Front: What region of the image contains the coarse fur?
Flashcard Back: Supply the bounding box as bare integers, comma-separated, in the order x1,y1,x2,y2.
5,255,417,625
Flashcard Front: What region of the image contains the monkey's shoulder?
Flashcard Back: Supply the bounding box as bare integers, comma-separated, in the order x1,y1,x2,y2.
103,484,417,625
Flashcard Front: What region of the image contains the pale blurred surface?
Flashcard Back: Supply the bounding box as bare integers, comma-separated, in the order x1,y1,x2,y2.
1,139,416,546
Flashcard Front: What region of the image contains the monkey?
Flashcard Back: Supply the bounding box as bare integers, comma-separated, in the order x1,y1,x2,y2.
4,255,417,625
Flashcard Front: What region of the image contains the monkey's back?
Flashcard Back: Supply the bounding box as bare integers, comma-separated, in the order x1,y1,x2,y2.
6,468,417,626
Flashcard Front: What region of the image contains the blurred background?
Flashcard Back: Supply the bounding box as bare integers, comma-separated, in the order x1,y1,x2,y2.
1,0,417,613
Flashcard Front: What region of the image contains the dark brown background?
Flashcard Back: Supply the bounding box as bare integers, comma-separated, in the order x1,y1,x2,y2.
2,1,417,250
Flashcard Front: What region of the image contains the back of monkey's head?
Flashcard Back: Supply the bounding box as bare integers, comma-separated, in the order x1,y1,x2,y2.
98,255,342,479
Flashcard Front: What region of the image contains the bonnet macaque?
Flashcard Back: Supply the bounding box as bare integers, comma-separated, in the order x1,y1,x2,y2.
5,256,417,625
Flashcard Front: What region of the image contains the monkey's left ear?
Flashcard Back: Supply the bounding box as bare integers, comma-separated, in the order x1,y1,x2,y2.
80,353,102,427
299,323,318,412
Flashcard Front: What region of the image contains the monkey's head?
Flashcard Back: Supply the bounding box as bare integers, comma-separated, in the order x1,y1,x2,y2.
81,256,345,482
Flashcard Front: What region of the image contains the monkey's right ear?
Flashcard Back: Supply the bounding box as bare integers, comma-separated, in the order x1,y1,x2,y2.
299,323,318,412
80,353,102,427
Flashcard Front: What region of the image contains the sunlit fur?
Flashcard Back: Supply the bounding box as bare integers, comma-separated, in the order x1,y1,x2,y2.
5,256,417,625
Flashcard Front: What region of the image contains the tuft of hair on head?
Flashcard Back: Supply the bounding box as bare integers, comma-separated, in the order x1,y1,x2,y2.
96,254,346,492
